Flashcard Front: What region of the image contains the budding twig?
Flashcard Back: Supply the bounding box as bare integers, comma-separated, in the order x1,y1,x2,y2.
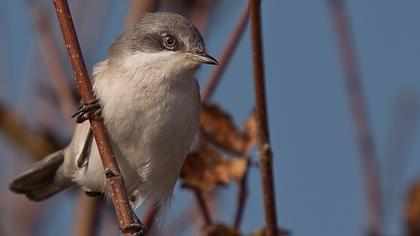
250,0,279,235
52,0,142,235
328,1,383,235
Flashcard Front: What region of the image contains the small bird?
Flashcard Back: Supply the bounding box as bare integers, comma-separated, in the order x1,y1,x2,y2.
9,12,217,211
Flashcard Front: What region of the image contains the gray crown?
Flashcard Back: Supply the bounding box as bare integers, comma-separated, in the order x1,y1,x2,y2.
109,12,206,58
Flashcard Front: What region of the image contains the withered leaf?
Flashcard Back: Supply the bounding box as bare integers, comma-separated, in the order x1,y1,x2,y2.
242,109,258,153
405,180,420,236
180,145,247,192
200,104,257,155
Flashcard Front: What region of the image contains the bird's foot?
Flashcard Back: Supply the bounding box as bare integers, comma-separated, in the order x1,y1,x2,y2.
120,223,147,236
72,98,102,123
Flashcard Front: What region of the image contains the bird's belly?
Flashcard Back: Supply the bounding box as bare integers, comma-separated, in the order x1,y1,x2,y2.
102,85,200,202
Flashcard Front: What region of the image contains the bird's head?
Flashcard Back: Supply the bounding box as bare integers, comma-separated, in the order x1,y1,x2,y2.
109,12,218,75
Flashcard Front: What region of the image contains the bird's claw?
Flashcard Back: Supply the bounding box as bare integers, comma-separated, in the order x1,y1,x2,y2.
72,98,102,123
120,222,147,236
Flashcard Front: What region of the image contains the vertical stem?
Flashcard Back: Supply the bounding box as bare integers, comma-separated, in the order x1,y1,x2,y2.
233,160,250,230
328,1,383,235
194,190,213,226
52,0,142,235
72,193,103,236
27,4,76,128
249,0,279,235
125,0,158,26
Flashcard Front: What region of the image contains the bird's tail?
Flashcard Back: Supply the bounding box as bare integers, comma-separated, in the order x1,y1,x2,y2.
9,149,74,201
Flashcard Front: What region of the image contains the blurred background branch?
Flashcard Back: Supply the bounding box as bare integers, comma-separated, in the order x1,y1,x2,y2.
328,1,383,235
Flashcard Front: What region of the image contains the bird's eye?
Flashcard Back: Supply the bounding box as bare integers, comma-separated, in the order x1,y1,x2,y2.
162,34,177,50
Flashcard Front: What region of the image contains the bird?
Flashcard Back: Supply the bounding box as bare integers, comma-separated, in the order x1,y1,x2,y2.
9,12,218,212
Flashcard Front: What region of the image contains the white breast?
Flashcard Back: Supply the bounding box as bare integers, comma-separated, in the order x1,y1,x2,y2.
73,51,200,207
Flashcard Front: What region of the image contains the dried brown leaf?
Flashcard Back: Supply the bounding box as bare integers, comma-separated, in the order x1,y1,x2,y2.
200,104,257,155
180,145,248,192
243,109,258,153
405,180,420,236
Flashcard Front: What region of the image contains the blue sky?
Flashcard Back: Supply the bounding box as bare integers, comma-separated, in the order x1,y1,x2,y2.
1,1,420,235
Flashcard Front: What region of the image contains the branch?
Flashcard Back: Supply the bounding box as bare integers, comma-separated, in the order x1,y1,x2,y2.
249,0,279,235
52,1,143,235
233,158,250,230
201,0,250,103
190,0,213,35
72,193,103,236
125,0,158,26
328,1,383,235
194,189,213,226
26,2,76,127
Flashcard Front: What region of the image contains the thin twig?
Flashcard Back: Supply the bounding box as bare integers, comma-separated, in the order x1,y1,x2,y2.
125,0,158,26
201,0,250,103
52,1,142,235
194,189,213,226
328,1,383,235
72,193,103,236
190,0,213,35
249,0,279,235
26,3,76,128
233,158,250,230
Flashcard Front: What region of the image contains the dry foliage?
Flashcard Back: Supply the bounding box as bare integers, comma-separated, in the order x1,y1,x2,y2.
181,144,247,192
200,104,257,155
181,104,257,192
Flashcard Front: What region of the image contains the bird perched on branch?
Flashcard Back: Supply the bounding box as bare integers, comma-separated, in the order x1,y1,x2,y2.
10,12,217,212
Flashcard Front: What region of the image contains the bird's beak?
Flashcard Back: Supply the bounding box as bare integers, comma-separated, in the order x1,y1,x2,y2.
191,52,219,65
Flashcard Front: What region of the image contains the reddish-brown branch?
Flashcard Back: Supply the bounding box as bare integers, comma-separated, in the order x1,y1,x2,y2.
26,3,76,127
72,193,103,236
194,189,213,226
190,0,213,35
52,1,142,235
233,158,250,230
125,0,158,26
249,0,279,235
328,1,383,235
201,0,250,103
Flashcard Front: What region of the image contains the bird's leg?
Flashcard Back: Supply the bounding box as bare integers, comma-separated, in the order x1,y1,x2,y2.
72,98,102,123
120,211,147,236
